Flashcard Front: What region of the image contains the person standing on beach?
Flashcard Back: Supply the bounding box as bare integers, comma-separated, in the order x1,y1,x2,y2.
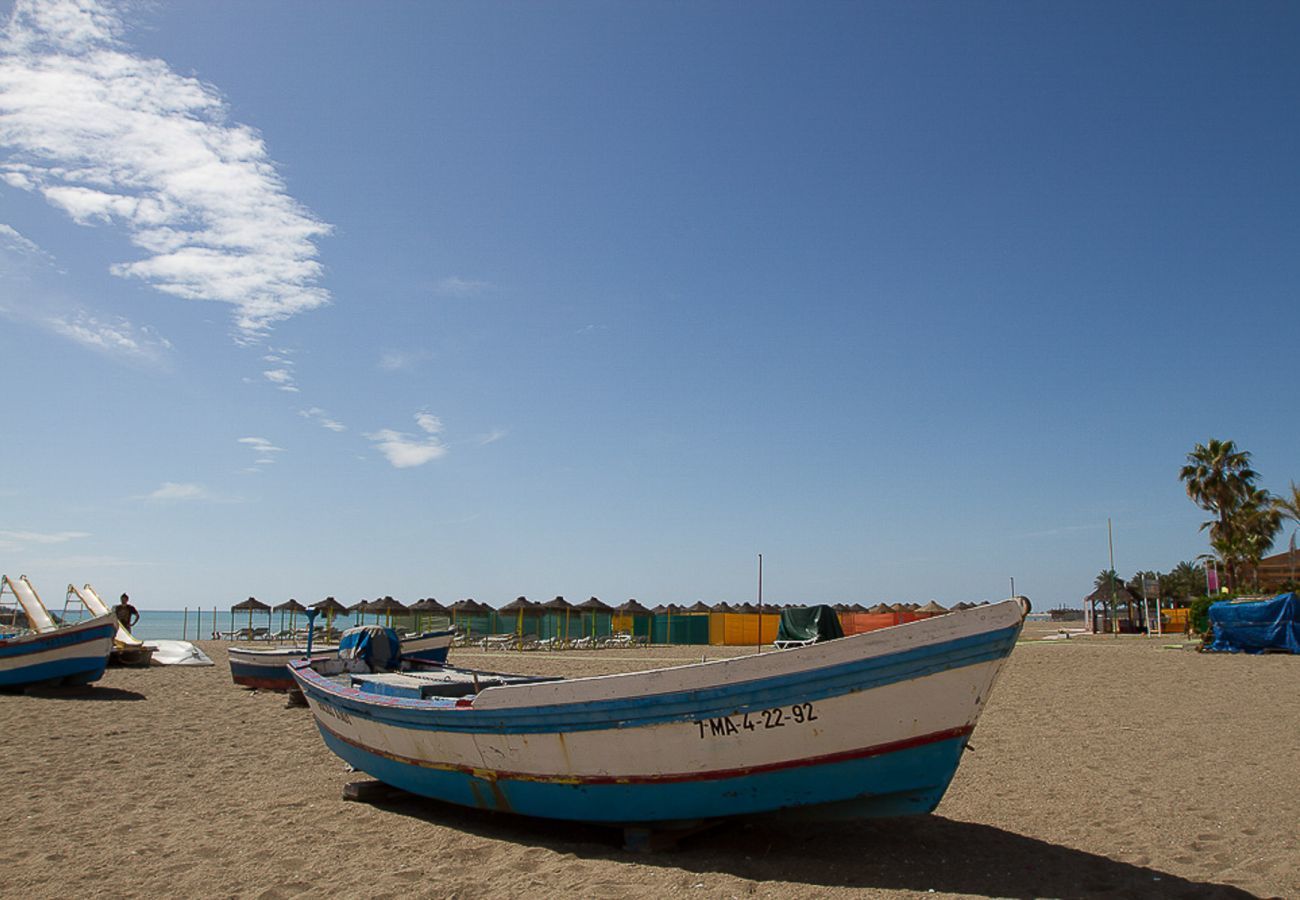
115,593,139,630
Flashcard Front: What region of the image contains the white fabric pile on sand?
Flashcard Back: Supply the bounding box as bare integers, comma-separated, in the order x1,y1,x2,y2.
144,641,214,666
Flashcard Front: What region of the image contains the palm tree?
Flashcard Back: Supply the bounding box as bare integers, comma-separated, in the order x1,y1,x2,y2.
1274,481,1300,529
1235,488,1282,590
1165,560,1203,599
1094,569,1120,591
1179,439,1259,590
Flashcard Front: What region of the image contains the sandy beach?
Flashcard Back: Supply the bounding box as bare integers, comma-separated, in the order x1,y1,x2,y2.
3,623,1296,899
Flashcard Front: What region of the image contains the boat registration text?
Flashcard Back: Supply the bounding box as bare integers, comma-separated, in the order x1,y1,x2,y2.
695,702,818,739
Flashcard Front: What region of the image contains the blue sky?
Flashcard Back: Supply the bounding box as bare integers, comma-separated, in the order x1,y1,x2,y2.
1,0,1297,611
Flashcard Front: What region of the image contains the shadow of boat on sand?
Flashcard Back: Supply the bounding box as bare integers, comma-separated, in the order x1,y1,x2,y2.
359,790,1253,899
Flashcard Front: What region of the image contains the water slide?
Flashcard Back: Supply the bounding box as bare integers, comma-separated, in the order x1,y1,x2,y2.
74,584,145,647
3,575,58,633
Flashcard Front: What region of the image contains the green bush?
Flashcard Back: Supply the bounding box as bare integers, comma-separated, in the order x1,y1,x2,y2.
1189,595,1216,635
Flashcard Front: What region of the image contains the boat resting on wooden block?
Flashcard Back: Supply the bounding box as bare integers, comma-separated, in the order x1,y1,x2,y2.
290,596,1029,824
230,627,454,690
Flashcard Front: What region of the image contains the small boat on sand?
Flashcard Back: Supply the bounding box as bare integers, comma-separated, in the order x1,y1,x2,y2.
290,597,1029,825
1,575,116,690
229,627,454,690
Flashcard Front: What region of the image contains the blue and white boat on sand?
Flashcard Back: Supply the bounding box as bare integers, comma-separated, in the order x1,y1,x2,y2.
229,627,455,691
290,597,1029,826
1,575,116,690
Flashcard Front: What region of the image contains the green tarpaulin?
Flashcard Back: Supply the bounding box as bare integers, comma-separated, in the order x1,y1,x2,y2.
777,605,844,643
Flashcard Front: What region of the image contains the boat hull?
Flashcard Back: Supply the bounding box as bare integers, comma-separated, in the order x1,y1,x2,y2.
292,600,1025,824
0,614,117,690
400,629,454,663
229,646,338,690
230,629,453,690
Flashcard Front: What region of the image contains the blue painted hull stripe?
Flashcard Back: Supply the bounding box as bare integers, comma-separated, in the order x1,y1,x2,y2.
317,716,972,785
0,623,116,659
297,623,1018,735
317,724,968,823
0,654,109,687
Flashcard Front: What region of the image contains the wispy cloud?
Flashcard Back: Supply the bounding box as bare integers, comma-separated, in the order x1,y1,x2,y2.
365,410,448,468
300,406,346,432
0,222,47,259
45,309,173,364
377,348,432,373
262,367,299,392
433,276,491,298
476,428,509,446
0,0,331,341
144,481,214,501
0,529,90,551
237,436,285,467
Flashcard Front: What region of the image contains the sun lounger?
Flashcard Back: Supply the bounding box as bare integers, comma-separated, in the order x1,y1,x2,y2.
479,634,516,651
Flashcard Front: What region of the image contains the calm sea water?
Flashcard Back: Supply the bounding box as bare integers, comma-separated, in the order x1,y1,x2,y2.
128,610,371,641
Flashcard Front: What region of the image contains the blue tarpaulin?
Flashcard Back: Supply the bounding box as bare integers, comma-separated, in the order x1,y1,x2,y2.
338,625,402,667
1206,592,1300,654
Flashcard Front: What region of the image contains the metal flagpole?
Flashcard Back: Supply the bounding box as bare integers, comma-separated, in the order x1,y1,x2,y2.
1108,518,1117,635
756,553,763,654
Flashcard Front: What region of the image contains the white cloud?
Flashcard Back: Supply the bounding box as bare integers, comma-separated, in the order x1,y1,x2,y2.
433,276,491,297
300,406,346,432
238,436,284,466
364,411,448,468
262,368,298,392
145,481,212,501
477,428,508,446
377,348,431,372
0,223,45,258
0,0,332,340
44,309,172,364
0,529,90,551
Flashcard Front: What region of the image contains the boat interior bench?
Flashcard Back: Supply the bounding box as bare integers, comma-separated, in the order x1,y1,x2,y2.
350,670,559,700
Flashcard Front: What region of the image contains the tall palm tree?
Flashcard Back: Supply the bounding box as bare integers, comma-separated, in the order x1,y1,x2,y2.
1274,481,1300,528
1180,439,1259,590
1235,488,1282,590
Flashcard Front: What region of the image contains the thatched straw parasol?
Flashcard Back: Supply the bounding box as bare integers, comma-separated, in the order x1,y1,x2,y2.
499,596,539,636
312,596,347,633
230,596,270,636
687,601,711,613
367,595,408,628
541,596,573,640
919,600,948,615
274,597,307,635
577,596,612,639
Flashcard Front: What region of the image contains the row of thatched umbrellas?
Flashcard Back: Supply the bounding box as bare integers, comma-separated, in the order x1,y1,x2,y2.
228,595,984,630
230,596,978,616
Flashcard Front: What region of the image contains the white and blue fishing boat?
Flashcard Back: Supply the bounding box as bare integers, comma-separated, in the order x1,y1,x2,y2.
229,627,454,691
1,575,117,690
290,597,1028,825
